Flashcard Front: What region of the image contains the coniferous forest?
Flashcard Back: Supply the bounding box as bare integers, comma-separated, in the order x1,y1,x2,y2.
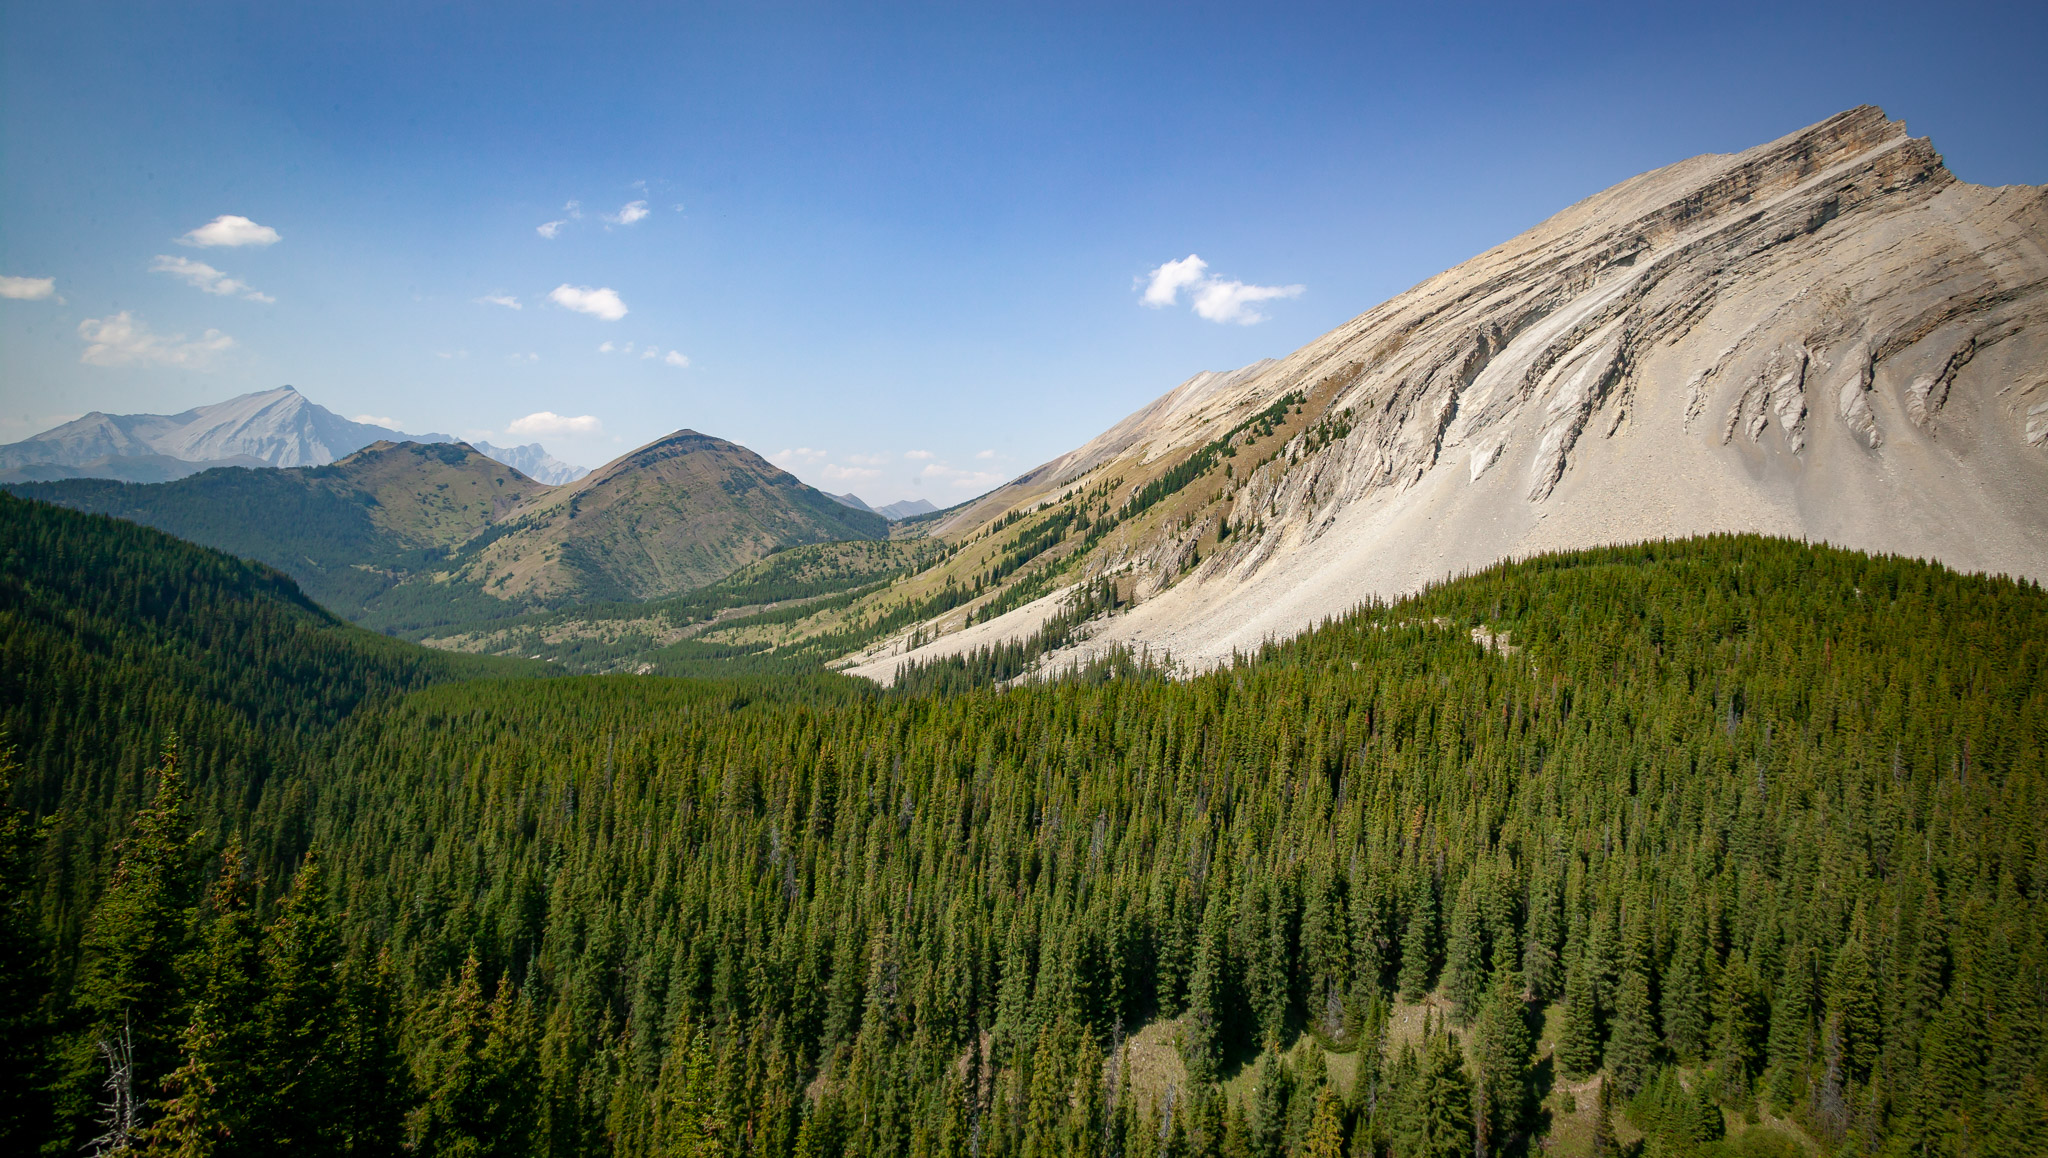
4,490,2046,1158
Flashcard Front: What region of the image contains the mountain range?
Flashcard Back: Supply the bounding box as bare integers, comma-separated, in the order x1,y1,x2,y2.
7,108,2043,683
0,385,588,485
9,430,884,635
831,106,2048,681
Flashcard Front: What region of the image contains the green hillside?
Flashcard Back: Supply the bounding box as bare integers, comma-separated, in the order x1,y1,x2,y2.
3,518,2044,1157
5,441,555,634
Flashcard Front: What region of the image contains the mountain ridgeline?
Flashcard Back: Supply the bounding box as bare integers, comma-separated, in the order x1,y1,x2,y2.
831,106,2048,683
3,490,2044,1157
8,430,887,637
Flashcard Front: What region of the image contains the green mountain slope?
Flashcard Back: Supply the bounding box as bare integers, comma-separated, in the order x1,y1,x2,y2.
449,429,888,605
8,431,889,638
6,531,2045,1154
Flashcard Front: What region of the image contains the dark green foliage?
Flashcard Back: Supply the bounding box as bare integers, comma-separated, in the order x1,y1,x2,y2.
6,522,2048,1156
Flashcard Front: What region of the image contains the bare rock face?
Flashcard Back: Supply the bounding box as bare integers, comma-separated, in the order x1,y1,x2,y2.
861,107,2048,679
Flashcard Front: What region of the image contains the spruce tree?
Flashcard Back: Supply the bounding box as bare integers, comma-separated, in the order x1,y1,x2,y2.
1393,1030,1472,1158
1764,946,1813,1109
72,740,195,1146
1442,881,1486,1025
1397,874,1439,1003
1555,959,1600,1080
1661,915,1709,1062
148,846,262,1158
1472,968,1531,1148
0,753,47,1144
256,855,347,1154
1603,965,1656,1096
1825,938,1881,1084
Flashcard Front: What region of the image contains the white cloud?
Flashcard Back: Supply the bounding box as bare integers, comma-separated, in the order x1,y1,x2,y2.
1141,254,1208,307
435,349,469,360
845,452,890,467
508,411,601,436
479,293,522,310
823,463,882,482
598,341,616,353
0,275,57,301
1191,278,1304,325
77,312,234,368
641,347,657,359
1140,252,1303,324
352,414,402,429
664,350,689,368
606,200,650,226
548,284,628,321
770,447,829,466
975,449,998,460
508,352,540,364
150,255,272,301
565,200,583,218
179,214,280,248
904,449,935,460
537,220,566,239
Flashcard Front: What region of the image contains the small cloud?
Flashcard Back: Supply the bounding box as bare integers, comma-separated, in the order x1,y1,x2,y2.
641,347,657,359
1140,252,1303,324
179,214,280,248
845,452,890,467
1141,254,1208,307
78,311,234,368
479,293,522,310
508,352,541,364
1191,278,1303,325
823,463,882,482
975,449,998,460
606,200,650,226
508,411,601,436
672,203,686,213
904,449,935,461
150,255,272,301
536,220,567,239
435,349,469,360
564,200,583,218
352,414,402,429
664,350,689,368
598,341,616,353
770,447,829,467
548,284,628,321
0,275,58,301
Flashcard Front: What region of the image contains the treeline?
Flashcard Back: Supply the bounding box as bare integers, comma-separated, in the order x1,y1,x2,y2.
3,504,2046,1157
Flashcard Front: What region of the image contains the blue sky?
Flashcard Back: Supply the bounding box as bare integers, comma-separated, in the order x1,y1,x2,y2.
3,2,2043,503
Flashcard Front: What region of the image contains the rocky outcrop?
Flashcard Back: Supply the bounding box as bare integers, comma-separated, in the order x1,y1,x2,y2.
854,107,2048,680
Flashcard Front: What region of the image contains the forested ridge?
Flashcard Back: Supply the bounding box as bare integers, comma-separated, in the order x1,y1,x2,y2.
3,491,2045,1157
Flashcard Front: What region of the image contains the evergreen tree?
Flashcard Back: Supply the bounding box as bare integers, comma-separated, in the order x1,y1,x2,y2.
255,855,348,1154
1764,946,1813,1109
1825,937,1881,1084
1555,958,1600,1080
1301,1087,1343,1158
0,752,48,1144
148,847,262,1158
1442,881,1486,1026
1711,953,1765,1093
1662,913,1709,1062
1397,874,1438,1002
1392,1030,1471,1158
1471,968,1531,1151
72,740,196,1147
1603,965,1656,1097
